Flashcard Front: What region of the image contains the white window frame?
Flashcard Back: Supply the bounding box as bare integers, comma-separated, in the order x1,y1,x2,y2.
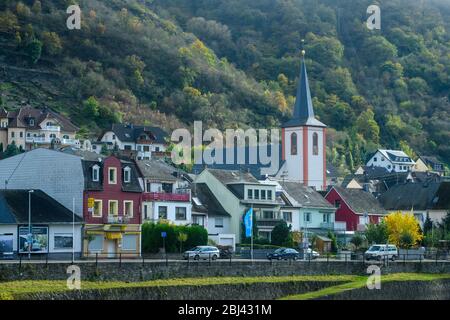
92,165,100,182
108,200,119,216
93,199,103,218
123,167,131,183
123,201,133,218
108,167,117,184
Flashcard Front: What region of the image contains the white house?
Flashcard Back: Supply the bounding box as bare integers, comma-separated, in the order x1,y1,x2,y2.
366,149,415,173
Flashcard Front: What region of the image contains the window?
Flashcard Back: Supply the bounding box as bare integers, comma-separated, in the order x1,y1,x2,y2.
334,200,341,208
143,146,150,152
261,190,266,200
11,132,14,138
122,234,137,251
50,133,56,139
92,165,100,182
313,132,319,155
158,206,168,219
381,157,385,161
146,181,151,193
283,212,292,223
123,167,131,183
108,200,118,216
304,212,311,223
93,200,102,217
263,211,274,219
112,134,116,140
63,135,69,139
387,165,392,169
124,201,133,217
19,131,23,138
124,145,132,151
143,204,150,220
254,189,260,200
374,157,377,162
108,168,117,184
162,183,173,193
29,118,34,126
267,190,273,200
215,217,224,228
176,207,187,220
88,235,103,251
247,189,253,199
291,132,297,155
54,234,73,249
155,147,160,152
323,213,331,223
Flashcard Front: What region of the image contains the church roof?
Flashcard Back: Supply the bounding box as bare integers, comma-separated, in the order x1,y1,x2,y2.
282,55,326,128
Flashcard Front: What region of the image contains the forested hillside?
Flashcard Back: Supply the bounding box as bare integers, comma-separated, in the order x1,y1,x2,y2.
0,0,449,173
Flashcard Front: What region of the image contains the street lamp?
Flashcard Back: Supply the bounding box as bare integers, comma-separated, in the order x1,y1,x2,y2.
28,190,34,260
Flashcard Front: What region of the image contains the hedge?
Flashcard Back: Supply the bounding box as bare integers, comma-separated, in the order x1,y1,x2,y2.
141,222,208,253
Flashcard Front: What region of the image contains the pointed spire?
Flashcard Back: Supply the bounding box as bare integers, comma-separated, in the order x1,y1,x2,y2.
282,42,326,128
293,49,315,121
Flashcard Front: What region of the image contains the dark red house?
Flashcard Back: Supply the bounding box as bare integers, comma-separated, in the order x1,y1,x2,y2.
82,156,143,257
325,186,387,232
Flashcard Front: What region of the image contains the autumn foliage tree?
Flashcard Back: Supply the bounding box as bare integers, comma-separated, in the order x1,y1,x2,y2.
384,212,423,248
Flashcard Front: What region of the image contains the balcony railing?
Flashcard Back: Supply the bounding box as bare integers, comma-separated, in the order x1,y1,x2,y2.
42,125,61,132
104,215,131,224
26,137,50,144
320,222,347,231
61,138,80,146
143,192,190,202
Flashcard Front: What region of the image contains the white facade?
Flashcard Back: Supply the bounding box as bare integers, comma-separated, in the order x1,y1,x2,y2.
281,126,326,191
142,201,192,226
367,150,415,173
0,224,82,254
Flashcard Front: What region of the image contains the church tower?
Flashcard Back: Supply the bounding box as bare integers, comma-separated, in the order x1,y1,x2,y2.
281,50,327,190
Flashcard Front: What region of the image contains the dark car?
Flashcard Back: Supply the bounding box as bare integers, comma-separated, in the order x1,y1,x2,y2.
267,248,300,261
218,246,233,259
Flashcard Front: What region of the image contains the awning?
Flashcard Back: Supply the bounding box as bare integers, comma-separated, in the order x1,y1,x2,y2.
106,232,122,240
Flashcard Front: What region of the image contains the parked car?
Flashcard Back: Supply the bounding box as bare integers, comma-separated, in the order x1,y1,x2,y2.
183,246,220,260
304,248,320,259
267,248,301,260
217,246,233,259
365,244,398,261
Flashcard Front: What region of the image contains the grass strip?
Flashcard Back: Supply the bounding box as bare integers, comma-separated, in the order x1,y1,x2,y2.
0,274,356,300
279,273,450,300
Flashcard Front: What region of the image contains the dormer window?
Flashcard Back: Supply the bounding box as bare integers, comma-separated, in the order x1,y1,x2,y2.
92,165,100,182
123,167,131,183
29,118,35,126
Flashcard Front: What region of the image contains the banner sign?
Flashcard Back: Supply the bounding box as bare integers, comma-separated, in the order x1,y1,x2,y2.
244,208,253,238
18,227,49,254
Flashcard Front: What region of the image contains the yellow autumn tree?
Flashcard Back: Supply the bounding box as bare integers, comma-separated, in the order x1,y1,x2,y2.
384,211,423,248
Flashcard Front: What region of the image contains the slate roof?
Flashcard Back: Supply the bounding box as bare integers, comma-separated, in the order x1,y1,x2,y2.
103,124,168,144
331,186,387,215
207,168,259,185
0,190,83,224
82,158,142,192
192,183,230,216
378,149,414,164
0,108,7,117
5,106,78,132
136,159,182,182
378,182,450,211
60,147,105,161
279,181,334,210
192,144,283,179
419,156,446,172
282,56,326,128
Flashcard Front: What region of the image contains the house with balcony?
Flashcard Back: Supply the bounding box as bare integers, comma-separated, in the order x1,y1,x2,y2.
94,124,168,160
194,168,281,244
0,106,79,152
269,180,339,237
82,156,143,257
136,159,192,226
325,186,387,233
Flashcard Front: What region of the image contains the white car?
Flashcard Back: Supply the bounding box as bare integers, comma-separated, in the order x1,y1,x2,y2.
365,244,398,261
183,246,220,260
305,248,320,259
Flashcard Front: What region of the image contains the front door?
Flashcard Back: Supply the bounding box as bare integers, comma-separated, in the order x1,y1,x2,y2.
106,240,116,258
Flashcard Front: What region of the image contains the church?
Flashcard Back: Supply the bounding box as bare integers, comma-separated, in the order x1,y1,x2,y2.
193,50,328,191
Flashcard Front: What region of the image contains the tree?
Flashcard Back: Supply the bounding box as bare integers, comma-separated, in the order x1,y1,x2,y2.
83,96,100,119
42,31,63,56
327,231,338,253
423,213,433,235
177,232,188,254
350,234,364,251
25,38,42,64
4,141,20,158
384,211,423,248
365,222,388,245
271,221,291,246
355,109,380,144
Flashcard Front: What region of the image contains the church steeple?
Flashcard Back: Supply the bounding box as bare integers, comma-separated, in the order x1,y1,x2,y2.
282,47,326,128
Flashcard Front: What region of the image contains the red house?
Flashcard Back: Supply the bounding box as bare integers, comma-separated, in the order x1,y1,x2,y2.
325,186,387,232
82,156,143,257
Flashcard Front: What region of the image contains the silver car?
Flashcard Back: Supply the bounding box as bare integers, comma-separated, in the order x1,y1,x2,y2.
183,246,220,260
